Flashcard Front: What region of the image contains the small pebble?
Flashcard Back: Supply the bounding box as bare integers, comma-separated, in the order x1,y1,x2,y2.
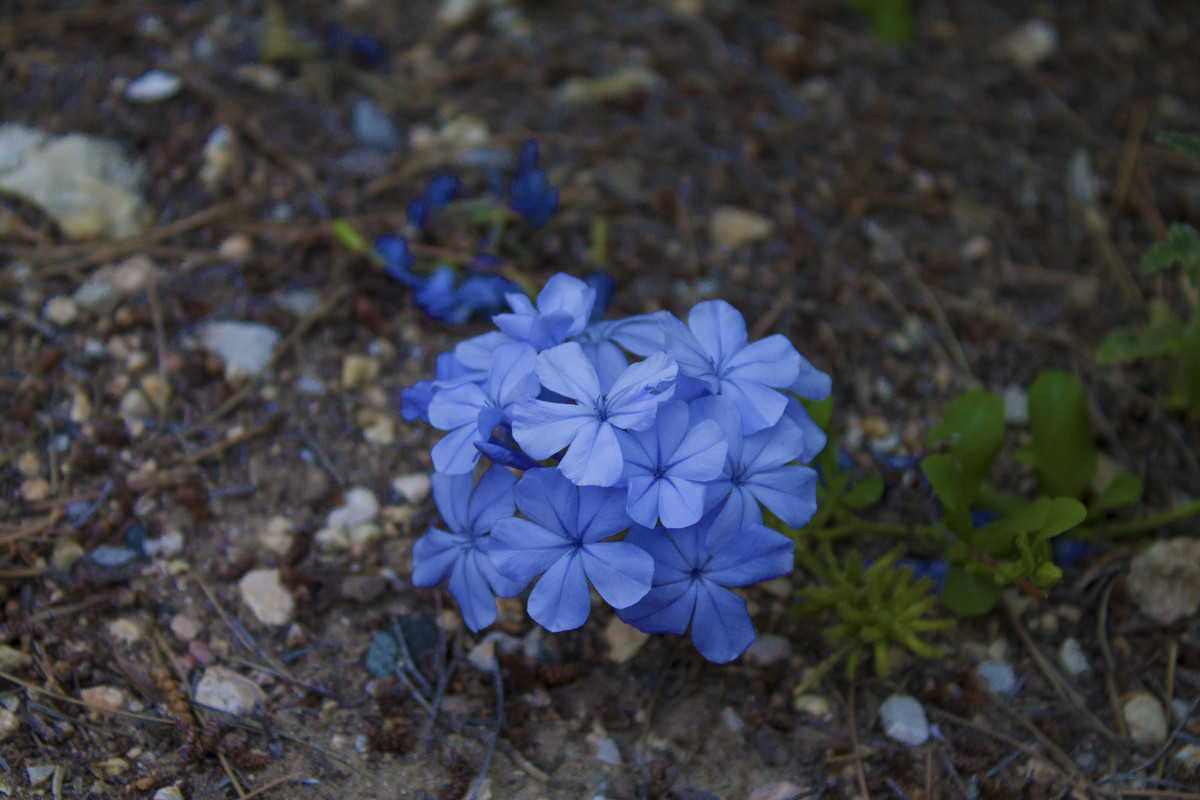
326,487,379,529
42,295,79,326
170,615,201,642
721,706,745,734
603,617,648,663
1123,691,1167,747
594,736,621,766
124,69,182,102
19,477,51,502
341,354,380,390
0,645,31,671
152,786,185,800
792,694,832,721
880,694,930,747
391,473,432,505
188,639,216,666
0,708,20,742
1002,385,1029,425
710,206,774,250
977,661,1019,696
259,516,296,555
197,321,281,377
238,568,295,625
1059,637,1090,677
743,634,791,666
1004,19,1057,69
107,618,142,645
351,98,402,150
81,686,128,712
748,782,805,800
194,666,266,715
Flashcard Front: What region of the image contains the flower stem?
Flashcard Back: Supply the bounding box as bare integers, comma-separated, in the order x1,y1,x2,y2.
1084,496,1200,538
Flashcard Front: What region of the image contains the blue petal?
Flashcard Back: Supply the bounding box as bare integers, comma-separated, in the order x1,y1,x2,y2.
512,399,594,460
454,331,515,374
510,468,578,536
782,398,828,463
559,419,624,487
489,517,572,582
690,582,756,663
410,527,464,587
448,551,500,632
708,486,761,535
581,542,653,608
660,312,714,383
400,380,435,423
656,477,709,529
745,465,818,529
486,343,540,409
431,425,484,474
741,415,808,471
535,342,601,405
576,484,635,541
724,334,801,389
704,524,794,587
718,377,788,435
617,580,696,634
428,382,488,431
527,552,591,631
668,419,727,482
687,300,748,369
465,466,518,534
789,352,832,401
475,438,540,471
431,471,475,534
625,524,699,578
604,352,678,430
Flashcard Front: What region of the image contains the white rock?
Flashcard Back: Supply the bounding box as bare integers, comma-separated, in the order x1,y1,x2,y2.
197,321,280,377
1004,20,1057,70
124,69,183,102
1002,385,1029,425
880,694,929,747
977,661,1019,696
0,645,31,671
391,473,432,505
107,618,142,645
721,706,745,734
351,98,401,150
152,785,185,800
259,516,296,555
1059,637,1090,677
792,694,832,721
437,0,488,28
710,206,774,250
194,666,266,715
341,354,380,390
0,708,19,742
81,686,128,712
604,617,648,663
594,736,621,765
1175,743,1200,771
0,123,150,240
42,296,79,327
238,568,295,625
1123,691,1167,747
555,65,662,107
200,125,235,189
1128,538,1200,625
326,487,380,529
743,634,791,666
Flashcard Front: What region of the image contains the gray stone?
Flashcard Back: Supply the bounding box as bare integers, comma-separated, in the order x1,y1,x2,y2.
1128,537,1200,625
1123,691,1167,747
743,634,791,666
351,99,402,150
0,124,150,240
594,736,620,766
124,70,183,102
880,694,929,747
977,661,1019,696
195,666,266,715
197,321,280,377
1059,637,1090,677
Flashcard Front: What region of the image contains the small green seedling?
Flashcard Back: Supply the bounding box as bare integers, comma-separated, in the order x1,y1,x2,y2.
841,0,914,44
1100,132,1200,416
802,397,885,532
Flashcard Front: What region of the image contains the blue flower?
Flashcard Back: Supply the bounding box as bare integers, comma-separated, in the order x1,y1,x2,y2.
619,400,727,528
428,342,539,473
660,299,803,434
512,343,677,486
425,174,465,213
617,513,794,663
406,198,430,232
455,272,521,320
509,139,559,228
411,467,527,632
571,311,670,389
584,272,616,322
692,396,820,543
489,469,652,632
895,558,948,593
493,273,596,350
414,265,461,323
377,235,420,288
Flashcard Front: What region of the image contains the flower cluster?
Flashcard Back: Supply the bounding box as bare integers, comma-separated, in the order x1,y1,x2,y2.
375,140,560,326
405,273,830,662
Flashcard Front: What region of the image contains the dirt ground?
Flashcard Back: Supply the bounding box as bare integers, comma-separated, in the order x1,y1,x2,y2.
2,1,1200,798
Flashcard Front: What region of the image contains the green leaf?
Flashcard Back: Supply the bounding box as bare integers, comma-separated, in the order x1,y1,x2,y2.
1027,369,1097,499
843,476,884,509
926,389,1005,502
1142,224,1200,287
1090,471,1143,516
331,219,369,254
940,566,1000,616
1098,315,1187,363
1024,496,1088,541
1157,131,1200,167
842,0,913,44
921,453,967,511
803,396,834,431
